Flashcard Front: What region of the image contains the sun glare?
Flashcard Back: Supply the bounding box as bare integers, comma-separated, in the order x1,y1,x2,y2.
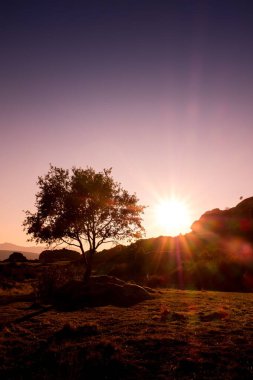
155,198,191,236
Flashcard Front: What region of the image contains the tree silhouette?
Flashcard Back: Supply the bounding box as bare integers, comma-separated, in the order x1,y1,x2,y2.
8,252,27,262
23,165,145,282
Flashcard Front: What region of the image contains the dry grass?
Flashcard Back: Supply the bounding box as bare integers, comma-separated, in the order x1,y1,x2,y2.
0,281,34,297
1,289,253,379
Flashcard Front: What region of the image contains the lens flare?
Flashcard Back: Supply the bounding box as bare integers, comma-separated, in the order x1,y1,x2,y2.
155,198,191,236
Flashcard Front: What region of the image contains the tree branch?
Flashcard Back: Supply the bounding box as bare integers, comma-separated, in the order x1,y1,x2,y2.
60,238,81,249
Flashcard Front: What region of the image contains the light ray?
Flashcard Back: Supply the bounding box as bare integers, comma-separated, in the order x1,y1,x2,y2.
154,197,191,236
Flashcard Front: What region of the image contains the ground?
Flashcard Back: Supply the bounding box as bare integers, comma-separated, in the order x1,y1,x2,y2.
0,289,253,379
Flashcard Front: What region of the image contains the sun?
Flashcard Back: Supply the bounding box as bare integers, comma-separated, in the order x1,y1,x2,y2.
154,198,191,236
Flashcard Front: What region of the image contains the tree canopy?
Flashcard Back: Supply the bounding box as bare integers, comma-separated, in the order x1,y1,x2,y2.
8,252,27,262
23,165,146,280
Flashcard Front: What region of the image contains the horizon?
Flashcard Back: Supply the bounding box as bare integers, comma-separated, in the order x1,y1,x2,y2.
1,1,253,246
0,193,251,251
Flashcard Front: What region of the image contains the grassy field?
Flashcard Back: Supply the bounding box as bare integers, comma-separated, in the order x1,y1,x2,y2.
1,289,253,379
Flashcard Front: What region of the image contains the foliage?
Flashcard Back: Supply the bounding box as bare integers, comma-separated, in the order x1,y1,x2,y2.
8,252,27,262
89,197,253,291
19,195,253,292
23,165,145,281
90,232,253,291
39,248,80,263
34,264,81,303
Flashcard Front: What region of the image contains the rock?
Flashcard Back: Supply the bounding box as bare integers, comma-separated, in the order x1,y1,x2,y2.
191,197,253,240
54,276,153,310
114,283,152,306
89,275,126,286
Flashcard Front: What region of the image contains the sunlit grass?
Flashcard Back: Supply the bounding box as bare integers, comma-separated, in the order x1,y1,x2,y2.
1,289,253,379
0,282,33,296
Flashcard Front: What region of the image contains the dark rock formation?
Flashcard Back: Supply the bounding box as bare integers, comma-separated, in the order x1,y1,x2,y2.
53,276,153,310
191,197,253,240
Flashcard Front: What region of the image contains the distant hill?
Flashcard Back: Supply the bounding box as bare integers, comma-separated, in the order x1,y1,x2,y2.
91,197,253,291
0,243,44,261
191,196,253,239
0,242,44,254
0,250,40,261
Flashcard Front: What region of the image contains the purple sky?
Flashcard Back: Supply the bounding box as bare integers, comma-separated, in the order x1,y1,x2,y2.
1,0,253,246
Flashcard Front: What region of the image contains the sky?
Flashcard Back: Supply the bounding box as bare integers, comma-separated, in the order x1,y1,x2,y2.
1,0,253,246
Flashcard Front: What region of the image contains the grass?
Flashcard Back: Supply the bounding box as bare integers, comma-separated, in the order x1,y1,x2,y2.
0,289,253,379
0,281,34,297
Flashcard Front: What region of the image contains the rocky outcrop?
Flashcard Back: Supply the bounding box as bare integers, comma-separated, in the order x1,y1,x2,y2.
191,197,253,240
53,276,153,310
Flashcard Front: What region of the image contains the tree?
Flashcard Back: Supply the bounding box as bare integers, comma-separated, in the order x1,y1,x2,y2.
8,252,27,262
23,165,146,282
39,248,81,263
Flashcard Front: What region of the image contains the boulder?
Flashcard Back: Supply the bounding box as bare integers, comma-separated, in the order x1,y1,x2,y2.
54,276,153,310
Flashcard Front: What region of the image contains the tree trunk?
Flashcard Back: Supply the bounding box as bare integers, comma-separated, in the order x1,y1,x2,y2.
83,262,92,284
83,250,95,284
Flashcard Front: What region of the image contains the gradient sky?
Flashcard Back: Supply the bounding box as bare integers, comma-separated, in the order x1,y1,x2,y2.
1,0,253,246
